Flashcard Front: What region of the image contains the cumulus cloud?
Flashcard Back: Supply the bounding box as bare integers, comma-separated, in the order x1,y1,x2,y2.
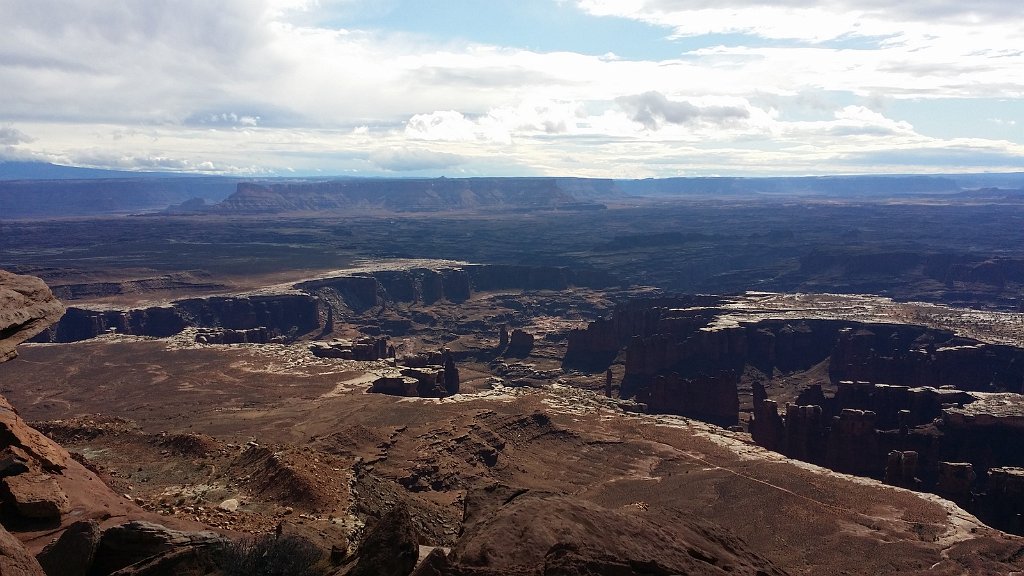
0,126,33,145
404,101,591,144
405,111,484,142
616,92,750,130
186,112,262,128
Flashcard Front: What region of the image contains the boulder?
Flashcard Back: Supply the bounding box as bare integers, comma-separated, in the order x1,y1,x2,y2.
36,520,101,576
409,547,452,576
0,446,31,478
91,521,227,576
105,546,223,576
2,473,69,521
0,525,45,576
346,503,419,576
0,396,68,473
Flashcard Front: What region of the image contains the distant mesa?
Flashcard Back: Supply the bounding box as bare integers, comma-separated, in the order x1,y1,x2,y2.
3,167,1024,219
210,177,619,214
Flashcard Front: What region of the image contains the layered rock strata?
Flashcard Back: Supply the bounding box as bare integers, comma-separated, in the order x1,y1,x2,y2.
34,263,616,343
566,295,1024,533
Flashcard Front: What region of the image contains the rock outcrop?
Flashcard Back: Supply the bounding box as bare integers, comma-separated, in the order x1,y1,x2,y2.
566,294,1024,535
451,487,789,575
36,519,101,576
32,293,320,343
1,272,222,576
567,297,1024,395
369,353,459,398
343,503,419,576
748,381,1024,534
89,520,227,576
442,353,459,395
0,270,65,362
194,327,273,344
0,525,45,576
637,371,740,427
310,336,389,360
33,263,617,344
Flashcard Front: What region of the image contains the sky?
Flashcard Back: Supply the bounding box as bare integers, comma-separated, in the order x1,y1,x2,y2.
0,0,1022,177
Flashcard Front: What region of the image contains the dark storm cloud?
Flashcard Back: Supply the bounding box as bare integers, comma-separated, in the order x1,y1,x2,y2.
616,91,749,130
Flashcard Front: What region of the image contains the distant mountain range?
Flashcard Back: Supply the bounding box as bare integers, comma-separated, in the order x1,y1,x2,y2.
1,161,1022,219
0,161,216,180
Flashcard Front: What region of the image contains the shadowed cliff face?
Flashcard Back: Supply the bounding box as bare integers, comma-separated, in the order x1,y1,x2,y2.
0,270,65,362
31,263,619,343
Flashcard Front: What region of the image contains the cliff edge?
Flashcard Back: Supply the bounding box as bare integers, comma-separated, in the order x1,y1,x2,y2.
0,270,64,363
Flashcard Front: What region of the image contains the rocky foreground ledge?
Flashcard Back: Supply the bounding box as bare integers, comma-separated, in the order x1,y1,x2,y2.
1,271,223,576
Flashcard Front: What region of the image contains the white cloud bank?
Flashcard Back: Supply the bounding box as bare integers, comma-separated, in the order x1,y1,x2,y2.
0,0,1021,176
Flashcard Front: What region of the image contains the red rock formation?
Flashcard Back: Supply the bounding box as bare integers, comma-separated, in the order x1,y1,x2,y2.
0,526,44,576
33,293,320,343
0,270,64,362
935,462,976,500
637,371,740,427
827,409,881,476
884,450,920,489
750,396,784,452
0,271,217,575
783,404,827,463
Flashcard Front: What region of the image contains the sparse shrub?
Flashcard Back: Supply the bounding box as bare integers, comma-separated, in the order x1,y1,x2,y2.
220,533,325,576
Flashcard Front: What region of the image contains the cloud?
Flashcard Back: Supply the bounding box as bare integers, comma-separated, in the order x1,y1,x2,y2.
404,101,590,144
837,141,1024,168
1,1,1020,177
0,126,34,145
575,1,1024,40
370,148,465,171
186,112,262,128
616,92,750,130
405,111,484,142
